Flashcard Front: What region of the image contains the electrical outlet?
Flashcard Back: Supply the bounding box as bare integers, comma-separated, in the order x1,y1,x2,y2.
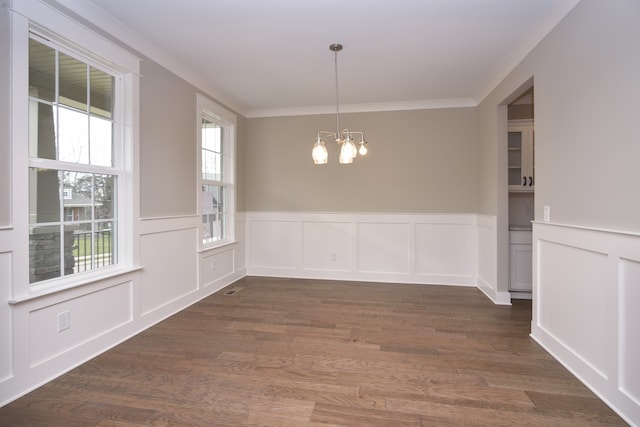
543,205,550,222
330,252,337,262
57,311,70,332
211,259,217,272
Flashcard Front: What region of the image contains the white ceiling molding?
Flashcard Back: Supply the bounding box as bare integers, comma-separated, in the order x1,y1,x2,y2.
48,0,582,118
247,98,478,118
474,0,582,104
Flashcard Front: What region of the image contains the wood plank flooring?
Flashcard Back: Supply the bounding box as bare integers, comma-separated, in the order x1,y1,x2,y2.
0,277,628,426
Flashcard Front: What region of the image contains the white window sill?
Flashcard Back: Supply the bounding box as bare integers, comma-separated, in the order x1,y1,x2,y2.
197,240,238,254
9,266,144,305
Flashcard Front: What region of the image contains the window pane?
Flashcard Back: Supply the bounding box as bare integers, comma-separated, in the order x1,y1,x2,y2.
90,67,113,119
29,168,61,224
58,106,89,164
202,119,223,181
29,224,62,283
29,39,55,102
90,116,113,166
29,101,57,160
202,185,224,243
95,221,116,268
71,223,92,273
59,52,87,111
202,149,222,181
63,171,92,222
202,120,221,152
95,175,115,220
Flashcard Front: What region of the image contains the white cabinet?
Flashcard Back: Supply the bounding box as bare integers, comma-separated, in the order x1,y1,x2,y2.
508,120,534,192
509,230,532,293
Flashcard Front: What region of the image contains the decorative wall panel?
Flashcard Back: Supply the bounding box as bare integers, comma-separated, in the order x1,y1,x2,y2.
531,222,640,425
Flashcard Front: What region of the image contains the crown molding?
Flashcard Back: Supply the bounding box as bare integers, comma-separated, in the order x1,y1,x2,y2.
246,98,477,118
474,0,581,104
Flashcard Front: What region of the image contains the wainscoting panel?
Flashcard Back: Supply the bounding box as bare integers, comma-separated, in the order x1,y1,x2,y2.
620,258,640,407
29,281,133,367
475,215,508,304
0,251,12,382
537,240,608,378
248,220,299,270
199,248,235,287
139,227,198,315
415,222,475,280
246,212,476,286
357,222,410,274
531,222,640,425
302,221,351,272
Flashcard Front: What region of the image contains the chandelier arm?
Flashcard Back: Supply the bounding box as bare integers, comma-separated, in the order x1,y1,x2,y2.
318,130,337,139
349,131,365,143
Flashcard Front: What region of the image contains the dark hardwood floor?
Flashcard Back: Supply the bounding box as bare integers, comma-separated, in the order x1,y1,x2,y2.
0,277,627,426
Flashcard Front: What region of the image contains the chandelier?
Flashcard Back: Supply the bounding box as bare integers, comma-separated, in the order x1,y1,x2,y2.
312,43,368,164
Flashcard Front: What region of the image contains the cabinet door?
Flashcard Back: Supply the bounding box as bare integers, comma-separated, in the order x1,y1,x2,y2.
509,243,532,291
508,129,524,187
508,123,534,191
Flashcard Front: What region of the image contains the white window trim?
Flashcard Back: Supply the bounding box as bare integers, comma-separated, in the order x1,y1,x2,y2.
9,1,140,300
196,94,237,250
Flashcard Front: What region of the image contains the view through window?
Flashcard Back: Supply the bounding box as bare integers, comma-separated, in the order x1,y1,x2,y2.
28,36,119,284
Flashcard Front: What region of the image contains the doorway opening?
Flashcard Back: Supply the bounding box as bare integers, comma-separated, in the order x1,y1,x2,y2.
507,87,534,301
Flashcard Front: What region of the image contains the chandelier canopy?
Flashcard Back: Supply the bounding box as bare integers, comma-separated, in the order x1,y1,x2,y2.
312,43,368,165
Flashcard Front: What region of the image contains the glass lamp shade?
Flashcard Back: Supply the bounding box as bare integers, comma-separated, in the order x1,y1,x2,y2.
312,137,328,164
358,142,368,156
339,138,357,164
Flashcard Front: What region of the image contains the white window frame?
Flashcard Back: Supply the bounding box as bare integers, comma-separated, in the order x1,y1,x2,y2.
196,94,236,250
10,1,140,299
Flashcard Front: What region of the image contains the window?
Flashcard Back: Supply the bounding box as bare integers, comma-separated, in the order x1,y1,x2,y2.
198,95,236,248
28,35,121,284
10,2,139,296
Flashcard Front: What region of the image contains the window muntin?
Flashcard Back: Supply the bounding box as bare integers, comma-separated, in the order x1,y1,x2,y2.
28,36,120,284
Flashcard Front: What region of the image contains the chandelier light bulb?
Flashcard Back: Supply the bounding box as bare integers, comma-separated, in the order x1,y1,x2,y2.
312,137,328,164
339,138,357,163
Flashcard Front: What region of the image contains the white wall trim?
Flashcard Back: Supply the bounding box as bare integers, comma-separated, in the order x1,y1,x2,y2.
246,212,478,287
531,221,640,426
476,215,511,305
1,214,246,407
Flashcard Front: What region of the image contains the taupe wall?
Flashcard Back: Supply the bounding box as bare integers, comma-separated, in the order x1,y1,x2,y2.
245,108,478,213
235,115,247,212
139,59,198,218
477,0,640,232
532,0,639,230
138,59,246,217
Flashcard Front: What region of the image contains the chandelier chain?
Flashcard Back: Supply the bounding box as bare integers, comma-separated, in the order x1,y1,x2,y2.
334,47,340,136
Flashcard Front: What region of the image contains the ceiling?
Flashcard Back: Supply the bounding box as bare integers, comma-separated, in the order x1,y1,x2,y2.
55,0,579,117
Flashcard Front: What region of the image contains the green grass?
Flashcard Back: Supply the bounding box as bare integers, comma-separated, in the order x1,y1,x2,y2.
72,232,112,258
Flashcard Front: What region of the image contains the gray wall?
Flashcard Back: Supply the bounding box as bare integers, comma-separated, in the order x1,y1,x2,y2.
532,0,639,230
477,0,640,232
245,108,478,213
